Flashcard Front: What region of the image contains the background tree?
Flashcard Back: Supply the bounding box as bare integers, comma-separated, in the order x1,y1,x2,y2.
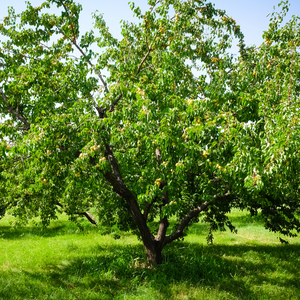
0,0,299,265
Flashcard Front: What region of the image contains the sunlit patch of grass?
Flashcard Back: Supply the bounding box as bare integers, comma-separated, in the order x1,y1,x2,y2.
0,209,300,299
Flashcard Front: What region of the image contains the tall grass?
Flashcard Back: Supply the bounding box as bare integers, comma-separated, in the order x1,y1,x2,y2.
0,210,299,299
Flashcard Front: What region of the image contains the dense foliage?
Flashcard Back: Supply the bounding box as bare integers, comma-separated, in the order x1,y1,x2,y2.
0,0,299,264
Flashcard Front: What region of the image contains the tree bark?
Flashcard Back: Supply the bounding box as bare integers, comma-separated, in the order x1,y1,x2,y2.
144,240,163,265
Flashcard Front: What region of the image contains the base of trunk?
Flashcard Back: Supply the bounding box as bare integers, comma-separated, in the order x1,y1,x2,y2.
145,243,163,266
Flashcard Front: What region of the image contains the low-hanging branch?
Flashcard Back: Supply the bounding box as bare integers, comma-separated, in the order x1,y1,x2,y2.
56,202,97,225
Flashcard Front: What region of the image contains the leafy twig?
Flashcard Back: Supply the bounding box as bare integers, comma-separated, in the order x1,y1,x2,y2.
0,89,31,130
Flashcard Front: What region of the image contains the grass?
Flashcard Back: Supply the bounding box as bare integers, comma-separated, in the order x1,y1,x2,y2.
0,210,300,300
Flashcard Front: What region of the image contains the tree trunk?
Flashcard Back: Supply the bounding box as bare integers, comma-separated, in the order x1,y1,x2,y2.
144,241,163,266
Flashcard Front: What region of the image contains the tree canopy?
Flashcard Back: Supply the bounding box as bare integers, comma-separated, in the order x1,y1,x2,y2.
0,0,300,265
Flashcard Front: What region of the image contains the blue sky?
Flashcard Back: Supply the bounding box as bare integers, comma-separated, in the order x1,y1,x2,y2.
1,0,299,49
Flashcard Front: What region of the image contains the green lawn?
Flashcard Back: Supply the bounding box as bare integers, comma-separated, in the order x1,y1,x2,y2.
0,210,299,300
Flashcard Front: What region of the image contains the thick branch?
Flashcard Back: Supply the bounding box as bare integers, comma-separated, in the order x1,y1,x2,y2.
109,93,123,112
94,105,106,118
104,143,152,230
163,190,233,246
104,143,123,179
103,169,155,244
156,216,169,242
102,142,155,246
164,201,211,246
0,89,31,130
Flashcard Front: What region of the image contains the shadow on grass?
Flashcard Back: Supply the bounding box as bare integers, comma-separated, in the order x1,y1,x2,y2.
0,218,107,240
1,241,300,300
0,210,264,242
0,225,69,240
227,212,265,227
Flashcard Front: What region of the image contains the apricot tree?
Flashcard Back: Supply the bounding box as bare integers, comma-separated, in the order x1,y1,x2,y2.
1,0,300,264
